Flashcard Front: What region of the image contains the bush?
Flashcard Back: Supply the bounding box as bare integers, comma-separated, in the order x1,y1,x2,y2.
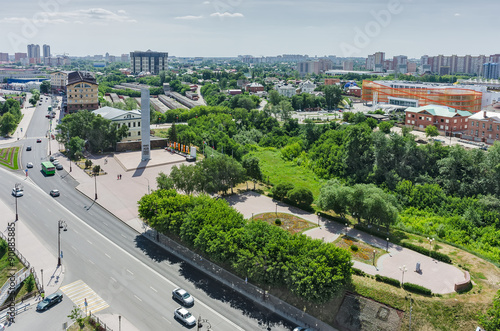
24,274,35,293
272,182,294,200
403,282,432,296
287,187,314,209
400,242,452,264
352,268,367,277
275,219,282,226
375,274,401,287
350,244,359,252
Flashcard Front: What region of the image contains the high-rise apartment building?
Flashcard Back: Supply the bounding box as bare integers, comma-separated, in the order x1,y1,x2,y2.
130,50,168,75
66,71,99,112
15,53,27,62
483,63,499,79
43,44,50,59
27,44,40,63
0,53,8,62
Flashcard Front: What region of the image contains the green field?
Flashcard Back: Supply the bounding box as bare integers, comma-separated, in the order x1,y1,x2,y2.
0,147,19,170
248,147,325,199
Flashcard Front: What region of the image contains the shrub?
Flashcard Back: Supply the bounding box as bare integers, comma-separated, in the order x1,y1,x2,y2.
275,219,282,226
403,282,432,296
272,182,294,200
287,187,314,209
84,159,92,169
350,244,359,252
352,268,367,277
24,274,35,293
375,274,401,287
400,242,452,264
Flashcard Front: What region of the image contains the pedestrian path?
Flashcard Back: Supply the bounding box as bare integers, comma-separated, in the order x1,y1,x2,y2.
60,280,109,315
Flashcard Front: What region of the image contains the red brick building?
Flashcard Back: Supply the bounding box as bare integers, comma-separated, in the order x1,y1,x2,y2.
245,82,264,93
464,108,500,144
405,105,472,135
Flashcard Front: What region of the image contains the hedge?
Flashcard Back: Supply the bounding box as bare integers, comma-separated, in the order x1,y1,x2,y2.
375,274,401,287
400,242,452,264
352,268,367,277
403,282,432,296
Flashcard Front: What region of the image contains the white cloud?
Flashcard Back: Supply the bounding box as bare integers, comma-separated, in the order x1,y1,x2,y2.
210,12,244,18
0,8,136,25
202,1,210,4
454,13,461,16
174,15,203,20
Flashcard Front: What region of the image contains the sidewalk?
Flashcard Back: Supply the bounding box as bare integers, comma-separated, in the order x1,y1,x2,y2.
224,191,466,294
0,177,64,303
0,93,35,146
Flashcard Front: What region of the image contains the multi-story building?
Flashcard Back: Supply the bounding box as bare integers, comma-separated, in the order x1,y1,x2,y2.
43,44,50,59
483,63,499,79
93,106,142,142
343,61,354,71
0,53,8,62
121,54,129,63
27,44,40,64
299,80,317,94
276,84,297,97
130,50,168,75
464,109,500,144
366,55,375,71
362,80,484,112
245,82,264,93
14,53,27,62
405,105,472,135
66,71,99,113
298,59,332,76
324,78,340,85
366,52,385,71
50,71,73,93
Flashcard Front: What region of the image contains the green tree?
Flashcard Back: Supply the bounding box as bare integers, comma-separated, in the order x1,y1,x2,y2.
287,187,314,209
156,172,175,190
85,159,93,169
425,125,439,138
479,289,500,331
323,85,342,110
268,90,281,105
272,183,294,200
378,121,393,134
318,179,352,220
242,156,262,189
24,274,35,292
0,112,17,136
40,81,51,94
67,136,85,160
169,123,178,142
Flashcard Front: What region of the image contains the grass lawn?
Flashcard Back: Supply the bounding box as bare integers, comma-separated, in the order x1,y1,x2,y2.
252,212,317,234
333,235,386,264
247,147,325,199
0,147,19,170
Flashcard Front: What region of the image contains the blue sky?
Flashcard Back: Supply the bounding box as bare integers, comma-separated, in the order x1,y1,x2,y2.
0,0,498,58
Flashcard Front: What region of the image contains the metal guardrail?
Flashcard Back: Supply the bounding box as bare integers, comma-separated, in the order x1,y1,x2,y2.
88,312,113,331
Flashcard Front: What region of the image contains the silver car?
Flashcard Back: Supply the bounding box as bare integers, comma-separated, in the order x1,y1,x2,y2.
172,288,194,306
174,307,196,326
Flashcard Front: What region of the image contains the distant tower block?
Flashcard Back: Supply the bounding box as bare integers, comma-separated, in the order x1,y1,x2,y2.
141,88,151,161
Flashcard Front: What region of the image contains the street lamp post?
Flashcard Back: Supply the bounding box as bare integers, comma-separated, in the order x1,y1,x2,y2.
399,265,407,286
317,212,320,227
275,202,278,216
94,173,98,200
373,250,376,266
40,269,44,293
57,220,67,266
14,183,20,222
427,237,434,256
69,160,72,172
386,237,390,252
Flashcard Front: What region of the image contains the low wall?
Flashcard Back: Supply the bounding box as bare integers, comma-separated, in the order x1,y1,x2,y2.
116,139,167,152
143,228,335,331
454,271,471,292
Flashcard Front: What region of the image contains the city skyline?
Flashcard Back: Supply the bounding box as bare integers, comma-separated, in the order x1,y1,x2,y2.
0,0,499,58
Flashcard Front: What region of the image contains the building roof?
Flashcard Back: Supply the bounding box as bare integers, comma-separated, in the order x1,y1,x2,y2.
67,71,96,85
405,104,472,118
92,106,141,121
469,110,500,122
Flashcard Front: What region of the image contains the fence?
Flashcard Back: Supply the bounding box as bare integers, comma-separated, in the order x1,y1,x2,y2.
143,226,335,331
88,312,113,331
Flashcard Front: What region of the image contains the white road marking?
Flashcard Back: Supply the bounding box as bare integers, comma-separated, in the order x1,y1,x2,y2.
134,295,142,302
88,259,94,265
105,253,111,259
126,269,133,275
87,239,92,245
110,277,116,282
162,316,171,324
150,286,157,292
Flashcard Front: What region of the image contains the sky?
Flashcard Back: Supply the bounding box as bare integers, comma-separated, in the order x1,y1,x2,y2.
1,0,499,59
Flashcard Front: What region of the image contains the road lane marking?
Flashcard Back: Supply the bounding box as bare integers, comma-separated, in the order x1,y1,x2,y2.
88,259,94,265
162,316,171,324
134,295,142,302
121,233,127,239
87,240,92,245
126,269,133,275
74,229,79,234
150,286,157,292
105,253,111,259
110,277,116,282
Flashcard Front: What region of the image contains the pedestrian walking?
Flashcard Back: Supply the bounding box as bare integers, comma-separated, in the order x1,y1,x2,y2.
117,174,119,180
120,174,122,180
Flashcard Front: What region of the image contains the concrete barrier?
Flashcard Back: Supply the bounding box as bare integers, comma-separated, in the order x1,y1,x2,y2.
454,271,471,292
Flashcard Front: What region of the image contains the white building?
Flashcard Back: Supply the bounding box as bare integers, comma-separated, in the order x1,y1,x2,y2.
276,84,297,98
92,106,142,142
299,80,316,94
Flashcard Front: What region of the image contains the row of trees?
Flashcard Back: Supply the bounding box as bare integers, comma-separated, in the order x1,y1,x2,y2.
0,98,22,136
138,190,352,303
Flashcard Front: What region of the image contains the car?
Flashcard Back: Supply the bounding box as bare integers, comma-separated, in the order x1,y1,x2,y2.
172,288,194,306
49,156,55,162
26,146,32,151
52,159,60,165
56,164,63,170
26,162,33,168
36,139,42,143
36,292,63,311
293,328,313,331
50,189,60,197
174,307,196,327
12,188,23,197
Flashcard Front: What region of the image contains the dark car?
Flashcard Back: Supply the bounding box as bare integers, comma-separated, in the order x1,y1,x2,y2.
172,288,194,306
26,146,32,151
36,139,42,143
186,156,196,162
36,292,63,311
56,164,63,170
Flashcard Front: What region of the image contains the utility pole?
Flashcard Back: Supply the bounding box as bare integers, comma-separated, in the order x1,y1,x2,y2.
57,220,67,266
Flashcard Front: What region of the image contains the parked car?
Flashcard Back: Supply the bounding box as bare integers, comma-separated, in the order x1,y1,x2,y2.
172,288,194,306
49,156,55,162
27,162,33,168
52,160,60,165
56,164,63,170
36,292,63,311
26,146,32,151
50,189,60,197
36,139,42,143
174,307,196,327
12,188,23,197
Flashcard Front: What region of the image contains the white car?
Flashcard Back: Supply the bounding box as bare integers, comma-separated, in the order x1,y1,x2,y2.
12,188,23,197
27,162,33,168
172,288,194,306
174,307,196,327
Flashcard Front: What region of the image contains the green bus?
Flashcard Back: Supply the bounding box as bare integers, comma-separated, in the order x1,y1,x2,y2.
41,162,55,175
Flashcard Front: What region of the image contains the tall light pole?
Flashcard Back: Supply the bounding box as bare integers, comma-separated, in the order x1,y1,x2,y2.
317,212,320,227
275,202,278,216
94,172,98,200
386,237,390,252
57,220,67,266
40,269,44,293
373,250,376,266
427,237,434,256
399,265,407,286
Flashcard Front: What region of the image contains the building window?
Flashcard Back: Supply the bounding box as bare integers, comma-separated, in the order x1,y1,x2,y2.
407,120,410,124
445,119,449,123
476,130,478,136
128,123,130,127
471,130,474,135
454,119,457,123
138,122,140,127
483,123,485,128
482,131,485,136
133,122,136,127
497,134,499,139
128,132,131,137
138,131,141,136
